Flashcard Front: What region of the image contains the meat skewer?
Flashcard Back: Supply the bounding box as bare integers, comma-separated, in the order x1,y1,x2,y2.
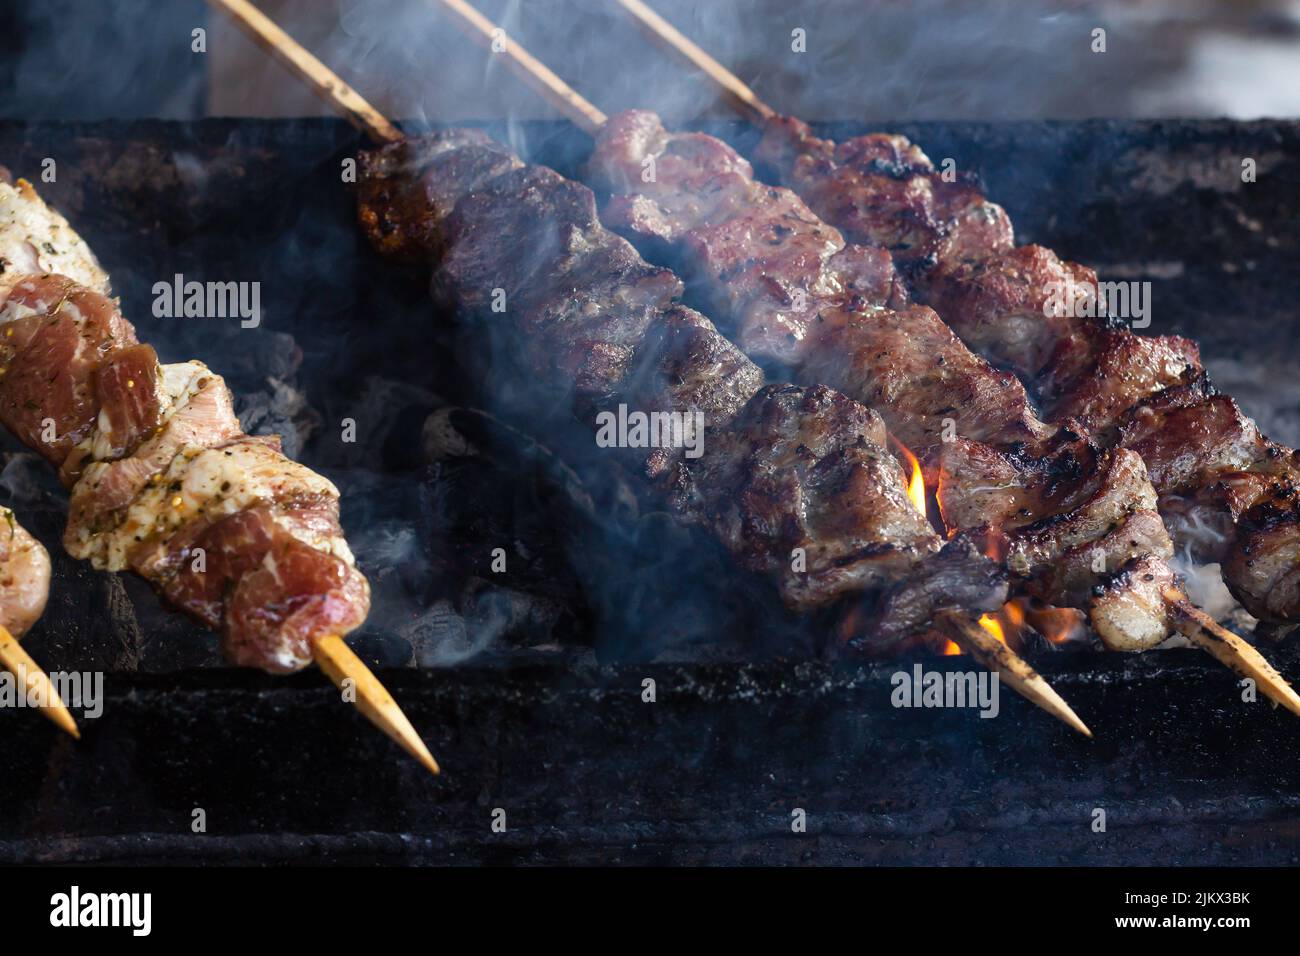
417,0,1300,715
0,505,80,737
0,168,436,771
613,0,1300,640
582,110,1171,640
210,0,1094,734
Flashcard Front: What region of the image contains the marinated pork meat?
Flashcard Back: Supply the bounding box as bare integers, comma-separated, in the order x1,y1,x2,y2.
0,177,370,673
0,507,51,640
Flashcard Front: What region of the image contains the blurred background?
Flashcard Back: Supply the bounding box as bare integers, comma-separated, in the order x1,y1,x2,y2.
2,0,1300,123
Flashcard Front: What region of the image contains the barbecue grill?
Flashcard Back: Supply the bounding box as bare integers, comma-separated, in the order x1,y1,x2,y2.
2,115,1299,865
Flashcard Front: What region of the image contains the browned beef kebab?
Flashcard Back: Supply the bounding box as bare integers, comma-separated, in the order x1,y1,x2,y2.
585,109,1200,653
354,127,1103,731
752,117,1300,630
366,0,1300,717
603,0,1300,639
400,2,1254,659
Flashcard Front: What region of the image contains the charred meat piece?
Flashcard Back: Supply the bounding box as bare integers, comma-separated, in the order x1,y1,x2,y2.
662,383,940,612
1038,326,1201,443
797,302,1054,460
357,129,522,263
754,114,1014,272
937,437,1175,647
1225,504,1300,625
860,537,1007,657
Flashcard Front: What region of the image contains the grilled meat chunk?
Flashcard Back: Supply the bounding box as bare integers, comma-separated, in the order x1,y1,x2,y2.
159,503,367,672
1038,326,1201,443
588,110,1179,646
587,110,1053,457
1090,555,1177,652
662,383,940,611
1225,507,1300,625
861,537,1008,657
0,508,51,639
357,128,522,263
360,131,1028,641
1000,449,1167,578
1119,377,1300,622
937,437,1175,646
0,243,369,671
0,177,109,299
0,274,139,464
796,302,1052,462
754,114,1014,271
757,111,1300,631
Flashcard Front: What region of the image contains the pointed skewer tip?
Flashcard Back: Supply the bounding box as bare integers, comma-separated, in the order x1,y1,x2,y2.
313,634,441,775
1163,588,1300,718
934,610,1092,737
0,625,81,739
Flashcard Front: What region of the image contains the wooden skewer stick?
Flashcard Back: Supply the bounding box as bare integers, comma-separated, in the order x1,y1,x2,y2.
613,0,773,123
1163,588,1300,717
207,0,403,143
427,0,608,136
314,636,440,775
204,1,441,776
212,0,1089,737
936,611,1092,737
0,625,80,739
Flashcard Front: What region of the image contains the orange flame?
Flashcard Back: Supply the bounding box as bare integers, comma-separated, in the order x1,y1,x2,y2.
888,435,927,518
906,457,926,518
980,530,1008,563
1003,600,1026,629
977,613,1007,643
944,604,1021,656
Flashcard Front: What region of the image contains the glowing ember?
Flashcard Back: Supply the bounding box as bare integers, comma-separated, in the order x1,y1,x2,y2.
1026,605,1087,645
1004,600,1026,629
981,531,1008,563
